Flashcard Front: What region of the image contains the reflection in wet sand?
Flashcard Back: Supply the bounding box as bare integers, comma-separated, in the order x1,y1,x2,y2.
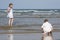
8,30,13,40
42,32,53,40
43,36,53,40
8,34,13,40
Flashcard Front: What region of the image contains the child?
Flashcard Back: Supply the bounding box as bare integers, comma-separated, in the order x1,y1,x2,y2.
7,3,14,26
41,19,53,40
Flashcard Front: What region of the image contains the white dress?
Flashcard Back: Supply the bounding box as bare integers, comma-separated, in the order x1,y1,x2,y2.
41,22,53,33
7,7,13,18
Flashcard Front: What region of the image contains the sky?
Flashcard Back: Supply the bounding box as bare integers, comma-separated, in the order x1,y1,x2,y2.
0,0,60,9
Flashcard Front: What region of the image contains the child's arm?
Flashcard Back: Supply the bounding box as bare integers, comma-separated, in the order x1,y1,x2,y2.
7,7,11,13
41,24,44,33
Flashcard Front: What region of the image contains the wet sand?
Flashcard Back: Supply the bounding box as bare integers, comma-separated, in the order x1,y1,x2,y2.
0,32,60,40
0,25,60,40
0,26,60,34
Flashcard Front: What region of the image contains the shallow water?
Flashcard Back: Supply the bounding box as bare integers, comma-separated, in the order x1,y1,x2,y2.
0,17,60,29
0,32,60,40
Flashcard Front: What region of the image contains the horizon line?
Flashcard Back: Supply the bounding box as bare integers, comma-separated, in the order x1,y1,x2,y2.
0,9,59,10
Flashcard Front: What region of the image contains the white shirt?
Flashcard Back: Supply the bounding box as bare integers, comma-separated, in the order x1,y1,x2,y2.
41,22,53,33
7,7,13,18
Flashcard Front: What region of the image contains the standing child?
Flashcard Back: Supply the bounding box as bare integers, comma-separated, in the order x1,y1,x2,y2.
7,3,14,26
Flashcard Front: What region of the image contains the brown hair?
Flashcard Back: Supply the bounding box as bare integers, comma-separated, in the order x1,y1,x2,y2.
9,3,13,7
44,19,48,22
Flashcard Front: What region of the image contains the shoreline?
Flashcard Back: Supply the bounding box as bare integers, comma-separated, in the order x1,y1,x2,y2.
0,26,60,34
0,29,59,34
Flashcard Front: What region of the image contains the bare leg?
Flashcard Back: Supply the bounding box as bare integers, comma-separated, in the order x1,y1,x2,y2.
10,18,14,26
48,31,52,36
9,19,11,26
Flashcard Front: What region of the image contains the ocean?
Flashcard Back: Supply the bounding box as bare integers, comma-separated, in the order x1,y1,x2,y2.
0,9,60,40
